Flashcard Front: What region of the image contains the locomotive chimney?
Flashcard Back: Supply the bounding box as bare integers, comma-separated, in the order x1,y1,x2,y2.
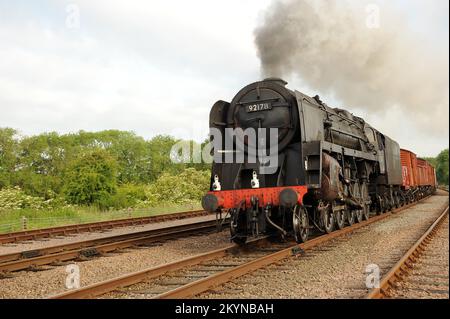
263,77,288,86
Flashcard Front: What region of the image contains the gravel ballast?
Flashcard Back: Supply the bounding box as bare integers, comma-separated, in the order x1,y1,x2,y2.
388,216,449,299
0,193,447,299
197,192,448,299
0,229,230,298
0,214,217,255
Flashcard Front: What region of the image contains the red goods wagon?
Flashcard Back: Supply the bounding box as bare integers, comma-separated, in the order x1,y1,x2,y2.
432,166,437,187
410,152,418,186
416,158,428,186
425,165,430,186
399,149,435,202
400,149,414,189
426,163,437,187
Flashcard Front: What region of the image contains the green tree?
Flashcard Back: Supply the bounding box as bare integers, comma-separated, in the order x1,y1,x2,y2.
147,135,184,181
63,150,118,209
0,128,18,188
1,127,212,209
14,132,67,198
435,149,449,185
102,131,152,184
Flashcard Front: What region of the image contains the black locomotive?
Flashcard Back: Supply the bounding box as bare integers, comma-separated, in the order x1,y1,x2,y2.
201,78,408,244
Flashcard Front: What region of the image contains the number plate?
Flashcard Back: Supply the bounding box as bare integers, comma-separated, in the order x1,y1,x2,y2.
245,103,272,113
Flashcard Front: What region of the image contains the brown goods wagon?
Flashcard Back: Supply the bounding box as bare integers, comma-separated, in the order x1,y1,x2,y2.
400,149,414,188
416,158,428,186
431,166,437,187
426,167,432,185
410,152,418,186
426,162,436,187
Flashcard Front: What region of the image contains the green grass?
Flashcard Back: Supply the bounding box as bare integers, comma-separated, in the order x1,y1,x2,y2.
0,202,202,234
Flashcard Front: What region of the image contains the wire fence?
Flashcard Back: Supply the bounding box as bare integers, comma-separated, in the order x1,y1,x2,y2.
0,211,143,233
0,221,22,233
0,204,201,234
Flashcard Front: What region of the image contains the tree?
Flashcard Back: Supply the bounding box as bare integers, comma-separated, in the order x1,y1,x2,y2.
67,130,152,184
147,135,184,181
63,149,118,209
0,127,212,209
0,128,18,188
435,149,449,185
101,131,152,184
14,132,67,198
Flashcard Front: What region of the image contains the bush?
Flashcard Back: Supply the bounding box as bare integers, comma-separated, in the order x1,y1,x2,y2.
0,168,211,211
63,150,118,209
107,184,147,209
137,168,210,207
0,187,66,211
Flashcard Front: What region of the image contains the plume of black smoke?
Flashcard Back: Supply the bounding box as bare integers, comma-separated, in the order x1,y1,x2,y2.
254,0,449,136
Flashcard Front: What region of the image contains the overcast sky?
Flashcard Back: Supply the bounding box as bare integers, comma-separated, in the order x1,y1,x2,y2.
0,0,448,156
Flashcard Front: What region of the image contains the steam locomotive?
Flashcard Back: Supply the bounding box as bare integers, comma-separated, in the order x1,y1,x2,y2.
201,78,436,244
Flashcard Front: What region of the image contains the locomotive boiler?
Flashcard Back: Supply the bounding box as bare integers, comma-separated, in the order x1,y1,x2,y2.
201,78,435,244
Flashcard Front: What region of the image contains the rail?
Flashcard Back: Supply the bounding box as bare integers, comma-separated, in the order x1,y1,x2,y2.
366,205,449,299
0,218,227,275
0,210,208,244
50,195,431,299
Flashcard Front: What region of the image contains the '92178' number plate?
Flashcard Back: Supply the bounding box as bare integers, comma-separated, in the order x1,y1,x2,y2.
245,103,272,113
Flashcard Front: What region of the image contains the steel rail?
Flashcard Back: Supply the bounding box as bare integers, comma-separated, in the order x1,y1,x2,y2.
366,205,449,299
50,195,431,299
154,198,432,299
51,245,237,299
0,210,208,244
0,219,227,274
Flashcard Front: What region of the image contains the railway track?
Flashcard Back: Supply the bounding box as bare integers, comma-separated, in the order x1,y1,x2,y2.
50,195,432,299
0,210,208,244
367,206,449,299
0,218,227,277
196,192,448,299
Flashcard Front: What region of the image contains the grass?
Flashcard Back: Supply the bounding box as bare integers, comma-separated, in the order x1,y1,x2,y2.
0,202,202,234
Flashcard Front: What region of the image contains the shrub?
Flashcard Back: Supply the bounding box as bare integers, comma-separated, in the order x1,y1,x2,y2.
107,184,147,209
139,168,210,207
0,187,66,211
63,150,118,209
